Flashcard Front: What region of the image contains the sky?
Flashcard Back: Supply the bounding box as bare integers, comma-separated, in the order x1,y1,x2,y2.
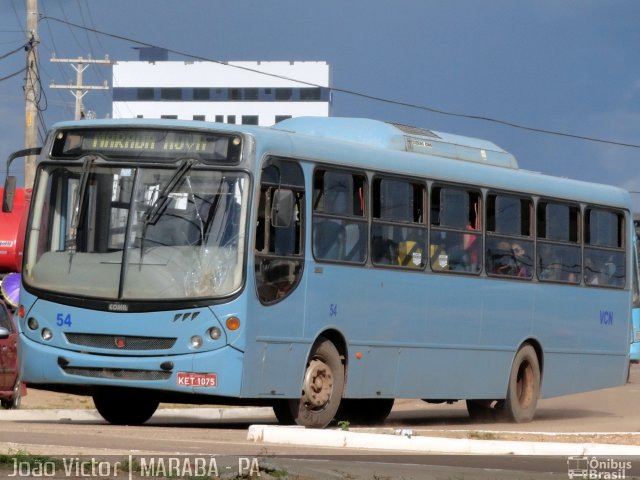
1,1,640,208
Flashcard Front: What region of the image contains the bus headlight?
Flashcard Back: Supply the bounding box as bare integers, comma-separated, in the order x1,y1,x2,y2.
41,328,53,341
27,317,39,330
208,327,222,340
190,335,203,349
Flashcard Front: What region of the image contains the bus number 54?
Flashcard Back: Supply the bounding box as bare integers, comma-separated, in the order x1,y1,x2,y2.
56,313,72,327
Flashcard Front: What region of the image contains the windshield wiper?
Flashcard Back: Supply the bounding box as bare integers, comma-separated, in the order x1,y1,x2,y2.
65,156,95,261
143,157,199,227
139,157,199,259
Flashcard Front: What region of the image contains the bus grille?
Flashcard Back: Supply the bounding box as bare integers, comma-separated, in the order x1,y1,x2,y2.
65,333,176,351
61,366,171,381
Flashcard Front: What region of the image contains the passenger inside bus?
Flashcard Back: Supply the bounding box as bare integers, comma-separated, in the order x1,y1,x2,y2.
490,241,516,276
512,242,531,277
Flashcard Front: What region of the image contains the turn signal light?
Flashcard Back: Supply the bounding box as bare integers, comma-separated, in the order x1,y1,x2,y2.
226,316,240,331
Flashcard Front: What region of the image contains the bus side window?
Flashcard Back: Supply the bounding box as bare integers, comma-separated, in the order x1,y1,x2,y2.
536,201,580,284
254,159,305,304
584,208,625,288
371,177,426,269
312,168,367,263
486,193,533,279
429,185,481,273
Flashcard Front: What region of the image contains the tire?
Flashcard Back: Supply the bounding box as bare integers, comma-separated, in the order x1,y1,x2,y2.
1,378,22,410
272,400,296,425
335,398,394,425
274,337,344,428
503,344,540,423
92,388,159,425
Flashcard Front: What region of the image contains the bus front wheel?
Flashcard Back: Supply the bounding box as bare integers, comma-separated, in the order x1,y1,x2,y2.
503,344,540,423
272,337,344,428
93,387,159,425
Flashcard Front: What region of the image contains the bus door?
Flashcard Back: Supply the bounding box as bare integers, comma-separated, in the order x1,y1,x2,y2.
251,157,306,395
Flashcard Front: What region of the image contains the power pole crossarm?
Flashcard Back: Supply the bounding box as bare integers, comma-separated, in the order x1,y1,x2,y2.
50,56,112,120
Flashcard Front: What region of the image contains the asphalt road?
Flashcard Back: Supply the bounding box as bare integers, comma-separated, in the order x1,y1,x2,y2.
1,364,640,479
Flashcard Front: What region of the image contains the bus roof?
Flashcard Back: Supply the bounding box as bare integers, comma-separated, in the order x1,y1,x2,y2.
47,117,631,211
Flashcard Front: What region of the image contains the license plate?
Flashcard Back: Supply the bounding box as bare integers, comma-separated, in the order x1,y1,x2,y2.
176,372,217,387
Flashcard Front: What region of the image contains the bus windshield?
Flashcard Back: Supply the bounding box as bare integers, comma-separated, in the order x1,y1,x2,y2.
24,160,248,301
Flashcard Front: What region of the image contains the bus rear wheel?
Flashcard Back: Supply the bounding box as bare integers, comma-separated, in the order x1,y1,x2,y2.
272,337,344,428
503,344,540,423
92,387,159,425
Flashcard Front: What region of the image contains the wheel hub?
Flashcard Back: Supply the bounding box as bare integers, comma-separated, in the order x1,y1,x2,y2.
302,359,333,408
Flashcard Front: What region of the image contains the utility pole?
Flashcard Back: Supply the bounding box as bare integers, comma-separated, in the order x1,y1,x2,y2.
50,56,111,120
24,0,39,189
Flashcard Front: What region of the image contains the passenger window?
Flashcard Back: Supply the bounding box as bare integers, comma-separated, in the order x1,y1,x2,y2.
584,208,625,288
312,168,367,263
536,201,580,284
429,185,481,273
254,158,305,304
486,194,533,279
371,177,426,269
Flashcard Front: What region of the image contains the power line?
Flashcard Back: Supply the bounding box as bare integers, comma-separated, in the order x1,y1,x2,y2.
40,14,640,150
0,43,26,60
0,67,25,83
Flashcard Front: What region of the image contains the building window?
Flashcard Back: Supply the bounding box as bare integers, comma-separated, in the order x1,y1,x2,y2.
227,115,236,124
137,88,154,100
192,115,205,121
193,88,210,100
160,115,178,119
242,115,259,125
215,115,224,123
275,88,293,100
230,88,241,100
300,88,322,101
160,88,182,100
275,115,292,123
244,88,259,101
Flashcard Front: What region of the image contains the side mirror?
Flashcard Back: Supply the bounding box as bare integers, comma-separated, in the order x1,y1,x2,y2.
0,326,9,340
271,188,294,228
2,176,16,213
2,146,41,213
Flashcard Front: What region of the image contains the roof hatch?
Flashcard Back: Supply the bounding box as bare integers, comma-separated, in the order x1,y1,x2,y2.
273,117,518,169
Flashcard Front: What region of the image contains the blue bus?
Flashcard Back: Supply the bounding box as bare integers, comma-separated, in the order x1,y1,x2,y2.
4,117,635,427
630,216,640,363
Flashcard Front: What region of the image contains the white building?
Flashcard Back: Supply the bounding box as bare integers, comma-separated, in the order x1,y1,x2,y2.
112,56,331,126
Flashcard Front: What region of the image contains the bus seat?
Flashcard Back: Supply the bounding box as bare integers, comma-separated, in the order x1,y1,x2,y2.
398,240,423,268
430,243,449,271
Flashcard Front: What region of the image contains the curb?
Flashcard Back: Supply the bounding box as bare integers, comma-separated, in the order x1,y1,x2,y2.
0,407,275,423
247,425,640,456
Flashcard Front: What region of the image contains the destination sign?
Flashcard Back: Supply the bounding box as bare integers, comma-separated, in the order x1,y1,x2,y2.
50,128,242,163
